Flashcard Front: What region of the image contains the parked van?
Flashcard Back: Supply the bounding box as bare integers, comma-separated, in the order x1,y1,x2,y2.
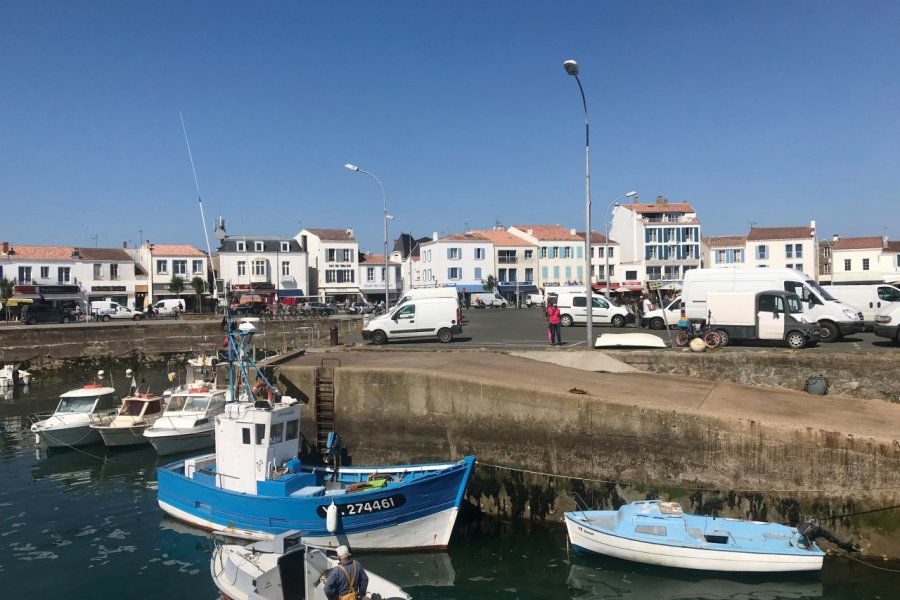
554,290,632,328
707,290,820,349
825,284,900,328
90,301,144,321
874,304,900,346
396,287,459,306
362,296,462,345
642,296,682,330
469,291,507,308
154,299,186,317
524,293,544,307
681,268,863,342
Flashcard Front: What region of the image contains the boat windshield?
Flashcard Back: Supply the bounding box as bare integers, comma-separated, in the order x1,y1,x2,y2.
184,395,211,412
55,397,97,414
119,400,144,416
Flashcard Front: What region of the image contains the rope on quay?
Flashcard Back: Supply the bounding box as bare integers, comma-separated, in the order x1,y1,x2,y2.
842,552,900,573
474,461,900,494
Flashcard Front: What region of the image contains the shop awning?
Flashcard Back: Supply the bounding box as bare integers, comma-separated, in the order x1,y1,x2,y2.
498,284,538,294
455,284,486,293
41,294,84,301
276,289,305,297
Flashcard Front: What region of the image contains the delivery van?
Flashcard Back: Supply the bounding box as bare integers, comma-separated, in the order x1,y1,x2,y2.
396,287,459,306
706,290,820,349
681,268,863,342
469,291,507,308
825,284,900,328
554,290,633,328
874,304,900,346
154,298,186,317
362,296,462,345
90,301,144,321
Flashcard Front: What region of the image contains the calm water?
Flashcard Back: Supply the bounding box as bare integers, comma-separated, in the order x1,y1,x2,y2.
1,371,896,599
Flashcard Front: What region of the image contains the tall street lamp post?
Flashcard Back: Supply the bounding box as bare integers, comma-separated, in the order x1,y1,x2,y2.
345,163,390,310
604,191,637,299
563,59,593,349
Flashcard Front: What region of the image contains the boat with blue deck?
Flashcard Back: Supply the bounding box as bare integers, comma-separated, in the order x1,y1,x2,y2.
157,319,475,550
565,500,826,572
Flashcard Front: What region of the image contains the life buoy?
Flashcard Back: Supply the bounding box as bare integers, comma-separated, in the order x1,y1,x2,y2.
251,380,273,402
84,383,102,389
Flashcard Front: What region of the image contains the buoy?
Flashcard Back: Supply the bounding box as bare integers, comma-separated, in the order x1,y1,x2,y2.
689,337,706,352
326,500,338,533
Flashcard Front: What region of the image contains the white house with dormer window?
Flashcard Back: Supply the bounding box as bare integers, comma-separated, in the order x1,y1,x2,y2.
358,253,402,304
744,222,817,275
297,228,361,301
418,232,494,292
701,235,747,269
216,227,308,304
472,228,539,300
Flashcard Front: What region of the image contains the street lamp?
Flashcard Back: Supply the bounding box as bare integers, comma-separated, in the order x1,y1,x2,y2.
563,59,594,348
345,163,390,310
604,191,637,299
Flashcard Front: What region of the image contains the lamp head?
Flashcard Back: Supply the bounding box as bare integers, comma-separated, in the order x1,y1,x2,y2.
344,163,360,172
625,191,637,197
563,60,579,76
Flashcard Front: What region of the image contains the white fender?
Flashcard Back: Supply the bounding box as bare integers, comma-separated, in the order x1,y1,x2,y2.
326,499,338,533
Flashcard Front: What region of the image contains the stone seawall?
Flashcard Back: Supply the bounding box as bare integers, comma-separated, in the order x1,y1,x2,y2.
606,349,900,403
275,357,900,558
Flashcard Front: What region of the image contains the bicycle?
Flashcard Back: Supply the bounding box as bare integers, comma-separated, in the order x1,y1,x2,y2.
674,318,722,349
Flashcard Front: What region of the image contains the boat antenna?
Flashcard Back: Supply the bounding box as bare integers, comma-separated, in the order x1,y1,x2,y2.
180,112,219,306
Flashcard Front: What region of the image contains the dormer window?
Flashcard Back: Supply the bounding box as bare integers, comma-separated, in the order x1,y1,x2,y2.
255,241,265,252
280,241,290,252
236,241,246,252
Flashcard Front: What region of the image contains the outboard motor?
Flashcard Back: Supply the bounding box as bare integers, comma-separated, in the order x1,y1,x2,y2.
797,518,861,553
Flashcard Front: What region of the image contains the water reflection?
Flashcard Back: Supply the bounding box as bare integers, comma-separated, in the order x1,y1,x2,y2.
566,559,823,599
362,552,456,588
32,445,160,487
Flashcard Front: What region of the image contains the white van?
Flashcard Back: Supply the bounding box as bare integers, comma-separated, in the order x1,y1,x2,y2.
154,299,186,317
362,296,462,345
874,304,900,346
707,290,820,349
681,268,863,343
470,291,507,308
396,287,459,307
554,290,633,328
642,296,681,330
825,284,900,328
90,301,144,321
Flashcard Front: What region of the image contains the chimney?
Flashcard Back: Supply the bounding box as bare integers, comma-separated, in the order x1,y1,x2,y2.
527,228,533,235
632,195,639,204
0,242,8,254
655,195,667,206
433,231,438,241
569,228,576,235
123,241,128,248
809,220,816,237
832,234,840,242
346,228,354,237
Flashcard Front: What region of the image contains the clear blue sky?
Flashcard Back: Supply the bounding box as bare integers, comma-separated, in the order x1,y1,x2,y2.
2,1,898,253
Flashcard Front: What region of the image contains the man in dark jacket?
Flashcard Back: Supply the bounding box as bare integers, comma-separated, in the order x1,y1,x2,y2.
324,545,368,600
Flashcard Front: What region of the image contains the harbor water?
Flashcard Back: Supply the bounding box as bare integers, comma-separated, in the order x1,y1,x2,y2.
1,371,896,599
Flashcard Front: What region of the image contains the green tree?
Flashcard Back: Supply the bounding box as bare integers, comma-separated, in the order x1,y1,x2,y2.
481,274,498,291
190,276,206,313
168,276,186,300
0,277,13,299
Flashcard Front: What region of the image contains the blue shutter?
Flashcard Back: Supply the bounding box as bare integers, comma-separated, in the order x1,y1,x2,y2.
576,246,583,259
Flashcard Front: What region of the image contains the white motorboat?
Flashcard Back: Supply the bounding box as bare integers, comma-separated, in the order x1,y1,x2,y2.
210,530,410,600
92,391,165,447
144,384,226,455
163,353,219,399
0,364,31,387
30,377,119,449
594,332,668,348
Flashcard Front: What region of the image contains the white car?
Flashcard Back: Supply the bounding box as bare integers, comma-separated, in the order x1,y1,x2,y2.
524,293,544,307
101,305,144,321
643,297,682,329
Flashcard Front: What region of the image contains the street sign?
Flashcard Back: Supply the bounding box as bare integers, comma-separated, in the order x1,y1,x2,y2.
648,280,662,291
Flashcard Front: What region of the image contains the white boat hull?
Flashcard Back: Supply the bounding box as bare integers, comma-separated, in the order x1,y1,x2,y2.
162,500,459,550
145,428,215,456
595,332,667,348
35,424,102,449
97,425,151,447
565,515,824,572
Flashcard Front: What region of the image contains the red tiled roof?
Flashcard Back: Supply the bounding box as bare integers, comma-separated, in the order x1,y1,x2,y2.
511,225,582,241
576,231,618,245
359,253,399,264
75,248,133,261
746,226,814,241
885,241,900,252
470,230,535,247
704,235,747,248
831,236,885,251
306,228,357,242
0,244,75,260
151,244,206,257
434,233,489,242
623,202,696,214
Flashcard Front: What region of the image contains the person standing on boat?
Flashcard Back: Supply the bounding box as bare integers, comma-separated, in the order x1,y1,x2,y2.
546,298,562,346
324,545,368,600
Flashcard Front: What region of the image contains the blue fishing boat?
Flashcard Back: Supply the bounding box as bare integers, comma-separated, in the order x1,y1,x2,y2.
565,500,828,572
157,319,475,550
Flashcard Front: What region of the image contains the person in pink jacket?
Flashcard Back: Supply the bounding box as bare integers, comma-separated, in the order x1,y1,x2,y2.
546,298,562,346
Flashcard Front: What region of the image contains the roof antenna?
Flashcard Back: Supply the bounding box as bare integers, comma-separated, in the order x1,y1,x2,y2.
180,112,219,302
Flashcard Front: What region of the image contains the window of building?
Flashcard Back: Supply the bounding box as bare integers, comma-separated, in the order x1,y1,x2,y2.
325,269,354,283
626,270,637,280
863,258,870,271
540,247,547,259
237,261,246,277
565,266,572,279
474,267,482,279
448,267,462,280
823,263,832,274
576,266,583,280
609,247,614,259
498,250,516,264
380,267,386,282
795,244,803,258
93,263,102,279
540,266,547,280
646,266,661,280
236,241,246,252
110,264,119,280
58,267,70,283
156,260,168,274
252,260,266,276
844,259,851,271
553,266,560,279
563,247,572,259
474,248,485,260
173,260,187,276
193,260,204,273
756,245,768,260
254,241,264,252
281,261,290,276
367,267,375,282
823,245,832,258
39,266,49,279
17,266,31,283
448,248,461,260
609,265,615,277
280,241,290,252
524,249,533,260
785,244,794,259
508,269,517,282
498,268,507,281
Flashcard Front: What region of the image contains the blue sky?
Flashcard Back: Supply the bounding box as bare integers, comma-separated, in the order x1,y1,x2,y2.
2,1,898,253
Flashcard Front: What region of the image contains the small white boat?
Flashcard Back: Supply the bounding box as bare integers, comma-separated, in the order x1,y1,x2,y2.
565,500,825,573
163,354,219,400
0,364,31,387
210,530,411,600
30,378,119,449
91,391,165,447
594,332,667,348
144,384,226,455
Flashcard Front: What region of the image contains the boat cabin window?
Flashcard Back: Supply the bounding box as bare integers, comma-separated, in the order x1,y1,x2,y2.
148,399,162,413
271,422,284,444
119,400,143,416
286,419,299,441
56,397,98,414
167,395,187,411
242,427,251,445
185,396,210,412
255,423,266,445
208,394,225,411
634,525,667,536
704,534,731,544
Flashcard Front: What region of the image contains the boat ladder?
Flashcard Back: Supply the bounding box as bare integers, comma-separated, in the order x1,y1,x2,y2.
314,359,339,455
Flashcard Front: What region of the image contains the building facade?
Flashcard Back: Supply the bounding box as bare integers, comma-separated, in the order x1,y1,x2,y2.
357,253,402,304
507,225,586,289
217,233,308,304
744,223,817,275
701,235,748,269
830,236,900,284
129,243,208,309
471,228,538,299
418,232,495,292
297,228,361,301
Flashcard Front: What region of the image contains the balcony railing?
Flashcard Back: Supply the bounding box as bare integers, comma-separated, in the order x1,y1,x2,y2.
498,257,518,264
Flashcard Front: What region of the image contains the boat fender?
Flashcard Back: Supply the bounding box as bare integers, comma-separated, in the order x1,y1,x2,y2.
326,500,338,533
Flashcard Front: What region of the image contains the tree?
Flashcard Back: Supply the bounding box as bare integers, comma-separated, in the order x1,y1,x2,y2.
168,276,186,300
190,276,206,313
481,274,498,291
0,277,13,300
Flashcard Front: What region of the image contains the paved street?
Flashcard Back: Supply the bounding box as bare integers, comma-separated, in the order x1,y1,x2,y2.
349,305,898,353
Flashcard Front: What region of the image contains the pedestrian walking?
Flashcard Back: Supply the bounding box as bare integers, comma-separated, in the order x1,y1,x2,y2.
546,298,562,346
640,295,652,328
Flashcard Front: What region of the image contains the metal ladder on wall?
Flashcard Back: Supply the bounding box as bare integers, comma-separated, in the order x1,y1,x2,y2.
314,359,340,455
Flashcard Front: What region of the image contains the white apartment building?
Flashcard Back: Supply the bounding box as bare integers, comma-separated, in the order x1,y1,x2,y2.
418,232,495,292
471,228,538,299
608,196,701,283
0,242,85,309
744,223,817,275
358,253,402,304
578,231,621,289
389,233,429,292
297,228,359,301
75,247,143,310
831,236,900,284
702,235,747,269
507,225,586,288
217,233,308,303
129,243,208,309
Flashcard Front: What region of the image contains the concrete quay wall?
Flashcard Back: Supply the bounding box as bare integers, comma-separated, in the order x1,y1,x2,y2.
276,354,900,558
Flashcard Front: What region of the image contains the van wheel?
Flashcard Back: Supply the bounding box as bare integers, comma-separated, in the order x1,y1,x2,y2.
102,315,111,322
370,330,387,345
560,314,573,327
26,318,37,325
133,314,143,321
649,317,665,330
61,316,71,324
438,328,454,343
818,322,839,343
611,315,626,328
786,331,807,349
716,329,730,347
